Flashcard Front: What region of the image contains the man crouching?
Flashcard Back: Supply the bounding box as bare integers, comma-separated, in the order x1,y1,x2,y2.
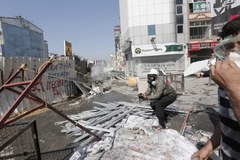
142,68,177,129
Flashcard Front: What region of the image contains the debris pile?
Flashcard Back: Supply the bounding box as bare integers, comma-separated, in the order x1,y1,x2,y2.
56,101,200,159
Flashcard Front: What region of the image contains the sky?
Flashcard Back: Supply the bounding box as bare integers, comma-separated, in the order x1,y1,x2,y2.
0,0,120,61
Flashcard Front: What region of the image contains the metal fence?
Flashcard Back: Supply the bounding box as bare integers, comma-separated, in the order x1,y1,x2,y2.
160,73,185,94
0,121,41,160
0,120,75,160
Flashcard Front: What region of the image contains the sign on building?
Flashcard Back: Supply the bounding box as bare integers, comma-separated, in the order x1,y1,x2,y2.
64,41,72,57
132,44,183,57
188,41,219,51
193,2,207,13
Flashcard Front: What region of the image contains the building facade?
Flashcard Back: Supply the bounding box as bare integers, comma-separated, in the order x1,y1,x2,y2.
188,0,240,63
0,16,47,58
187,0,219,63
119,0,189,80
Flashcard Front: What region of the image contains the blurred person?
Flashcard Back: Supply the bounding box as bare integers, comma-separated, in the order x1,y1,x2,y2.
196,53,216,86
191,16,240,160
207,53,216,86
141,68,177,129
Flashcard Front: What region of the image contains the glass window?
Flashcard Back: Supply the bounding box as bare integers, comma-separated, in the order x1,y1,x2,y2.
189,20,211,39
190,26,209,39
176,15,183,24
176,0,183,5
148,25,156,35
177,25,183,33
189,3,193,13
176,6,182,14
190,21,211,26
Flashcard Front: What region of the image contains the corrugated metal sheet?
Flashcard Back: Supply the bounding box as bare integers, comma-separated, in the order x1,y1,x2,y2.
0,56,77,118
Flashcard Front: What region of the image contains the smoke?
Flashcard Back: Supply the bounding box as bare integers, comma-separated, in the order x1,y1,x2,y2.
91,64,107,81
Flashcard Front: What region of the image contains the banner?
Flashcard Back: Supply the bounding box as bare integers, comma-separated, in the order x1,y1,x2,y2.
211,0,240,35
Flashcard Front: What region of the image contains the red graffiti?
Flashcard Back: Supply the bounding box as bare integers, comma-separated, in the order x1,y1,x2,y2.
46,79,64,96
31,82,45,94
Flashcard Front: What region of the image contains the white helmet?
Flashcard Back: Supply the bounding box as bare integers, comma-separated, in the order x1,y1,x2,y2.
148,68,159,75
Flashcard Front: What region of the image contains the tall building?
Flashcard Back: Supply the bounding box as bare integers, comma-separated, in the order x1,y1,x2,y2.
114,25,125,71
119,0,189,80
0,16,47,58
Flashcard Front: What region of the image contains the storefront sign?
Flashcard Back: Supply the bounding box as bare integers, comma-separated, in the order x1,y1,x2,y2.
132,44,183,57
188,41,219,51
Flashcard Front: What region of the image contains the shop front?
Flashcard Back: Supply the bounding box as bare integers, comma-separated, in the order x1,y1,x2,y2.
188,41,219,63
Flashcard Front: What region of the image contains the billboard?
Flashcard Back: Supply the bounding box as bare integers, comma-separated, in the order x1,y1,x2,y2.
64,41,72,57
211,0,240,35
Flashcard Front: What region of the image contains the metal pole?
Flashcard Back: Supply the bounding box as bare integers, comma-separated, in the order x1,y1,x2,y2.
3,80,32,88
0,67,23,92
3,104,45,128
179,108,192,135
0,60,53,126
18,87,101,141
31,120,42,160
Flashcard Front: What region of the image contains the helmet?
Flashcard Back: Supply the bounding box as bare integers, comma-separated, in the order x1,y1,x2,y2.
148,69,159,75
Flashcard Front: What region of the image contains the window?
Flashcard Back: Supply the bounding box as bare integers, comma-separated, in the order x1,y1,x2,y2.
148,25,155,35
176,0,183,5
177,25,183,33
189,3,193,13
189,21,211,39
176,15,183,24
176,6,182,14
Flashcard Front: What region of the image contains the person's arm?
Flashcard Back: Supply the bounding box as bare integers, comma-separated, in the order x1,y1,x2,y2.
144,85,152,96
191,123,221,160
210,60,240,124
196,70,210,78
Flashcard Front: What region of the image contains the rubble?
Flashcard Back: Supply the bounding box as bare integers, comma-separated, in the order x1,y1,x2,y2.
55,101,213,159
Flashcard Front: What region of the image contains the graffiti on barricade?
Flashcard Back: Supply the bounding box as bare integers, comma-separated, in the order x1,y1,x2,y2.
46,79,65,96
45,62,72,96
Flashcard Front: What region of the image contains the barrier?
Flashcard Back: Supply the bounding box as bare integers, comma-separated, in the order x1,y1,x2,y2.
0,57,77,118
